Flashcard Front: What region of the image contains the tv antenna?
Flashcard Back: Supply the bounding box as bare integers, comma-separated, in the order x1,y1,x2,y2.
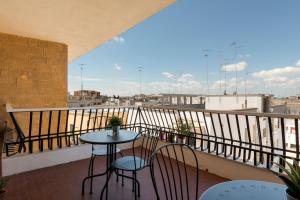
230,42,245,94
78,63,86,100
201,49,213,95
138,67,142,100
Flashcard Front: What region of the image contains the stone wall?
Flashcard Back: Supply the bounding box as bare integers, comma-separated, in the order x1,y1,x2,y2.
0,32,68,149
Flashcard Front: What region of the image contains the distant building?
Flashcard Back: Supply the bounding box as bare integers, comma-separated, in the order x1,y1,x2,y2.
205,94,272,112
74,90,100,98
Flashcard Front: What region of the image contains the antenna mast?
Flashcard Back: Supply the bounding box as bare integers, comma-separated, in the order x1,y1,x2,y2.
78,63,86,100
138,67,142,100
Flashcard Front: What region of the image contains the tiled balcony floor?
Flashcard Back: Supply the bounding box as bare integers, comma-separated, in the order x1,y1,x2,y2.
4,150,229,200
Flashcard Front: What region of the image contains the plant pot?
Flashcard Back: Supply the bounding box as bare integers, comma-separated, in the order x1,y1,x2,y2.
160,132,167,140
0,190,5,199
177,135,186,144
167,134,174,143
286,189,299,200
112,126,120,136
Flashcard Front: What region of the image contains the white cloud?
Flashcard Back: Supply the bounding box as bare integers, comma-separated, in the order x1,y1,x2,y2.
296,59,300,66
222,61,247,72
68,75,102,81
177,73,193,82
252,65,300,79
114,64,122,71
112,36,125,43
162,72,174,78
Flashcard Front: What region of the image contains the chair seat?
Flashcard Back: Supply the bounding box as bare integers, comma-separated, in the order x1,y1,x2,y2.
92,146,121,156
112,156,146,171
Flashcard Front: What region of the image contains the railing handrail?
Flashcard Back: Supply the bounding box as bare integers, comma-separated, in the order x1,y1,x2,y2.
142,105,300,119
5,104,137,113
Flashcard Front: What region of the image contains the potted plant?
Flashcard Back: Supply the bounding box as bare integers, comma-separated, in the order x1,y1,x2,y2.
177,124,191,144
274,158,300,200
0,178,8,197
108,116,123,136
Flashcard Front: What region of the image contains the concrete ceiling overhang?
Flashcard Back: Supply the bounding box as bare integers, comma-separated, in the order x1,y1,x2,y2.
0,0,175,62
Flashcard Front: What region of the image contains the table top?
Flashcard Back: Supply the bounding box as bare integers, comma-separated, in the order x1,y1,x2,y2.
199,180,286,200
80,130,139,145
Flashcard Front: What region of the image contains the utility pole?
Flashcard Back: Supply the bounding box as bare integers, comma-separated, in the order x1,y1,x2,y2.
138,67,142,100
230,42,244,94
78,63,86,101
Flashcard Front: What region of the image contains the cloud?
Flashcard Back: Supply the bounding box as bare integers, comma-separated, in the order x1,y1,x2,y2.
162,72,174,78
222,61,247,72
252,65,300,79
296,59,300,66
112,36,125,43
68,75,102,82
114,64,122,71
238,54,251,59
177,73,193,82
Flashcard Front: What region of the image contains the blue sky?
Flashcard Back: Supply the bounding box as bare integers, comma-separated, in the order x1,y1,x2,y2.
69,0,300,97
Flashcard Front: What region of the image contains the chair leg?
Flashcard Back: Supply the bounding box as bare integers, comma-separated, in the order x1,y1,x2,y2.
90,155,96,194
116,169,119,182
134,172,137,200
132,171,134,192
122,170,124,186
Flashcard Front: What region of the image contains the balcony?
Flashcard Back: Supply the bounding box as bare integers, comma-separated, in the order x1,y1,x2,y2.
2,105,299,199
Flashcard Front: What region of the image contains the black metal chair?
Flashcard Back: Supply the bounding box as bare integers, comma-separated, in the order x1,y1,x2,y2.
112,128,160,199
150,143,199,200
83,144,124,193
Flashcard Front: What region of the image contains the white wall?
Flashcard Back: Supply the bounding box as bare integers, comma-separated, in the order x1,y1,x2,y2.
2,143,132,176
205,95,264,112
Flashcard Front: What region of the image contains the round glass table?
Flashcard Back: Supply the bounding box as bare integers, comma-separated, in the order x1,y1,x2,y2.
199,180,286,200
80,130,139,200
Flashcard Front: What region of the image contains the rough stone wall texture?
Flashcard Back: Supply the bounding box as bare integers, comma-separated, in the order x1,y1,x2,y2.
0,32,68,153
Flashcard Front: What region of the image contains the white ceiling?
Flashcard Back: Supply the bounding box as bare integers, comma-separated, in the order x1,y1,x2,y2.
0,0,175,62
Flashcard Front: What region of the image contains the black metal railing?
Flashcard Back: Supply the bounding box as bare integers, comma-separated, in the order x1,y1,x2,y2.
6,105,300,171
6,106,141,156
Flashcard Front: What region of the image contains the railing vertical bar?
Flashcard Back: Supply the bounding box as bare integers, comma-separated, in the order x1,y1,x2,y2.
56,110,61,148
189,111,197,148
154,108,163,129
166,109,175,131
210,112,217,152
65,110,69,147
79,109,84,136
150,108,158,128
226,114,233,157
217,113,225,155
132,107,139,131
245,115,252,161
195,112,204,150
256,116,263,164
99,109,104,130
104,108,110,128
48,111,53,150
93,109,98,131
38,111,43,151
235,114,242,159
28,112,33,153
86,109,92,132
295,119,299,163
267,117,274,167
142,107,150,128
202,112,210,152
72,109,77,145
128,108,134,130
280,118,286,168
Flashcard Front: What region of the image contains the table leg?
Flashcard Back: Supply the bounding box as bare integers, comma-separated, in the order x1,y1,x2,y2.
100,144,117,200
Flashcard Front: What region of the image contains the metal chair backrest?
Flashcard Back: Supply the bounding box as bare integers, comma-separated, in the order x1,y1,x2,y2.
132,128,160,169
150,143,199,200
